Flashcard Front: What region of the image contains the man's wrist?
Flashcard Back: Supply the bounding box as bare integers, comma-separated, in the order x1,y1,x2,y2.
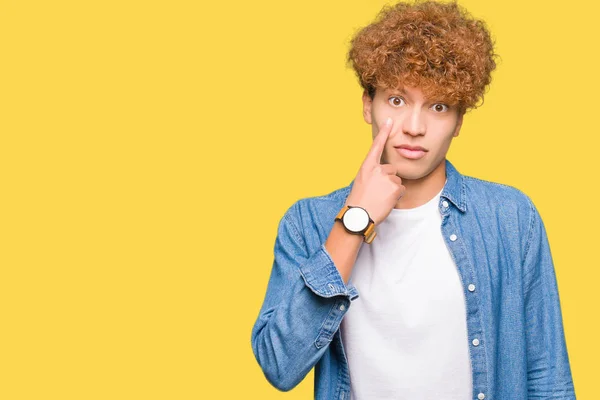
335,204,376,244
333,219,364,242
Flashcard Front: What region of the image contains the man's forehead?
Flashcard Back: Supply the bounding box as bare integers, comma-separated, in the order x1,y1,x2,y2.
385,86,415,94
384,86,422,97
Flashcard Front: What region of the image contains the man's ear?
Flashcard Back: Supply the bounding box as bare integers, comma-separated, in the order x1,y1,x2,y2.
453,110,464,137
362,90,373,124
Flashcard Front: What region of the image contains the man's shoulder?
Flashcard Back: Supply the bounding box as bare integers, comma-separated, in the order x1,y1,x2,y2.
463,175,536,224
283,182,352,226
462,174,535,216
299,184,352,204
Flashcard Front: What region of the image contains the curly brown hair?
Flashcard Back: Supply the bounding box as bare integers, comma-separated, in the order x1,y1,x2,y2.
346,0,499,113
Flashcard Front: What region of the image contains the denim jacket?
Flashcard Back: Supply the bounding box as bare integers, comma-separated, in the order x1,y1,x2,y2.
251,159,575,399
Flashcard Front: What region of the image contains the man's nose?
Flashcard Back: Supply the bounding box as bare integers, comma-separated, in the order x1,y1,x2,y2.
401,108,426,136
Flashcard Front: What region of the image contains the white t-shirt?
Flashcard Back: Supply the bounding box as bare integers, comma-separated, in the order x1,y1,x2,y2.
340,183,472,399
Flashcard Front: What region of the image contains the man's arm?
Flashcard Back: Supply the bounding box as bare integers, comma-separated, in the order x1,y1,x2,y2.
250,202,360,392
522,197,576,398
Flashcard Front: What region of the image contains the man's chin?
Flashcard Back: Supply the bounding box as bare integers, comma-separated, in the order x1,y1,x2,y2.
393,165,432,182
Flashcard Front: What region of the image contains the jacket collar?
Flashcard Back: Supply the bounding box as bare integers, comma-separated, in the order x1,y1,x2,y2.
346,158,467,213
441,158,467,213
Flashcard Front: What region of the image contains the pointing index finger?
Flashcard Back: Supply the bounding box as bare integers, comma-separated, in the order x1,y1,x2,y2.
365,117,393,167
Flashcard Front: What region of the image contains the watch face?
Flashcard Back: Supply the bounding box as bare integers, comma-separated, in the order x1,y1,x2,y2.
343,207,369,233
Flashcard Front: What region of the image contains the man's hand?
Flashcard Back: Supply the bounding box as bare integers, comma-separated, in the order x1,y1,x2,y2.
344,117,406,226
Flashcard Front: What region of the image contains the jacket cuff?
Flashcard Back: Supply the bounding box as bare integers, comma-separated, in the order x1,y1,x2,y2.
298,243,359,301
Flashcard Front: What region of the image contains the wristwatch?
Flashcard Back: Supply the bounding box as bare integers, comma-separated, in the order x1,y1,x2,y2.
334,205,377,244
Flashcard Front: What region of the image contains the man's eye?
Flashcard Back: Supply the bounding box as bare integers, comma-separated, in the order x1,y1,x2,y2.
388,96,405,107
431,103,449,112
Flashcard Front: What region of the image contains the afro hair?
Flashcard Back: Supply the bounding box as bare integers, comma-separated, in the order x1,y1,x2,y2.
347,0,499,113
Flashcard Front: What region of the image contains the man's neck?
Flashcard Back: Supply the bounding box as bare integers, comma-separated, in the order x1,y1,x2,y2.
393,160,446,210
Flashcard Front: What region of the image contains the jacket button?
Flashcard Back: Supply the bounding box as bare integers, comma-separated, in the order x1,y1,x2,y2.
339,304,346,311
472,338,480,346
468,284,476,292
450,234,457,241
478,393,485,399
442,200,449,208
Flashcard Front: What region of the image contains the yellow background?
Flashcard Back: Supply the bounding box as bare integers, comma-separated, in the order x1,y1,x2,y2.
0,0,596,398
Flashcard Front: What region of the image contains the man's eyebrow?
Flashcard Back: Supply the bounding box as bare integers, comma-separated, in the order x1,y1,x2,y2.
386,88,449,104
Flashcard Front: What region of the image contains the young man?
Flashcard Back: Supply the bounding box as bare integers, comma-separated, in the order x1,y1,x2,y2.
251,1,575,398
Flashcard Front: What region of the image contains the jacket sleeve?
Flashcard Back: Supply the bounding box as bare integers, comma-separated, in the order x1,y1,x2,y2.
251,202,359,392
523,197,576,399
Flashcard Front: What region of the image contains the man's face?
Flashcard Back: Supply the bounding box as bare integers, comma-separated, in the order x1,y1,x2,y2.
362,85,464,181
